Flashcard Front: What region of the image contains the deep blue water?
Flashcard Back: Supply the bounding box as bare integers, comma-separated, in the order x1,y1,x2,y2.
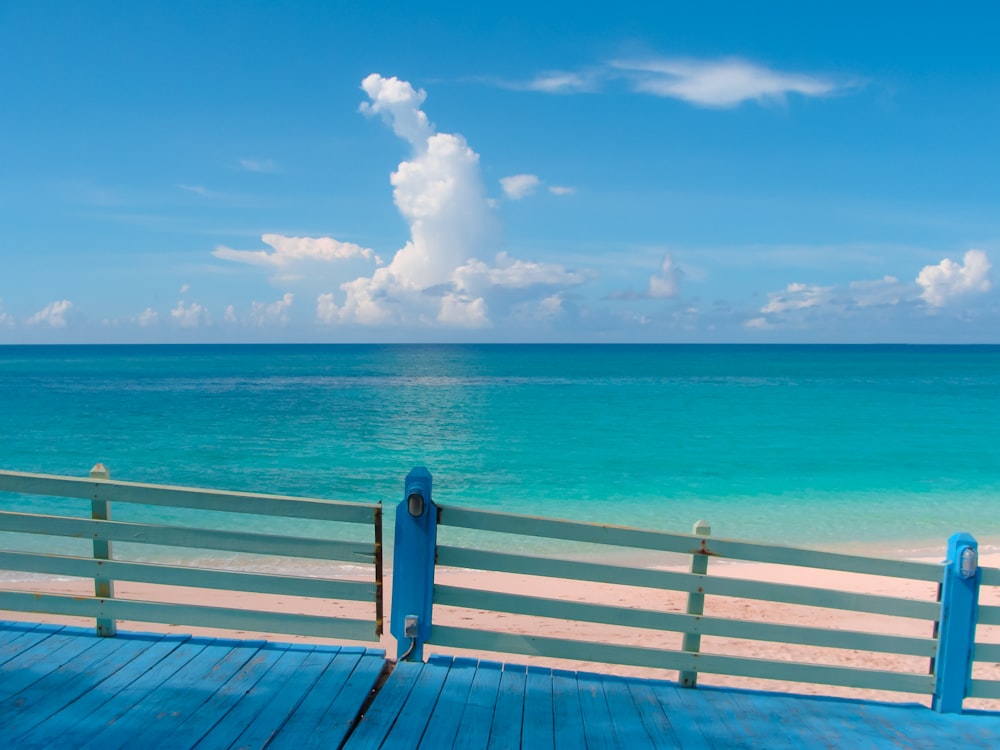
2,344,998,554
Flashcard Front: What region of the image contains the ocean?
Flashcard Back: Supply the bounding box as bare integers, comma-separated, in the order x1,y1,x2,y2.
1,344,998,559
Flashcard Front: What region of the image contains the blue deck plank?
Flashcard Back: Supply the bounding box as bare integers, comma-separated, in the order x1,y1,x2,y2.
191,643,318,750
344,658,425,750
417,656,479,750
12,632,192,750
600,674,657,750
76,638,251,750
552,668,587,750
576,670,624,750
623,679,686,749
487,663,527,750
19,633,203,750
521,665,555,750
0,628,104,701
148,640,297,750
380,656,452,749
227,647,340,749
0,630,166,737
452,659,503,750
270,651,388,750
265,649,363,747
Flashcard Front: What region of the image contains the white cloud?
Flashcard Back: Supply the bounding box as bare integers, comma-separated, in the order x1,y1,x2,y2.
319,73,503,327
28,300,73,327
611,57,842,108
508,57,849,108
137,308,158,327
514,292,566,324
453,252,588,295
359,74,433,144
744,317,772,330
520,70,600,94
214,234,374,267
225,305,237,322
848,276,904,307
0,299,10,327
500,174,541,200
240,157,277,173
760,282,833,314
438,293,489,328
250,293,294,325
179,283,190,294
916,249,992,307
170,300,206,328
647,254,682,298
548,185,576,196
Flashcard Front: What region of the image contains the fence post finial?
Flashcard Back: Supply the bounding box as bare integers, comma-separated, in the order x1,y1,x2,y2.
932,531,980,713
390,467,437,662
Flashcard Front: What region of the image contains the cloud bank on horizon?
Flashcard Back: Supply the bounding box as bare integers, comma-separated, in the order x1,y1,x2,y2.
5,55,996,342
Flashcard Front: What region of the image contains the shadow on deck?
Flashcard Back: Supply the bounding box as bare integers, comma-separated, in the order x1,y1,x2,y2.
4,621,1000,749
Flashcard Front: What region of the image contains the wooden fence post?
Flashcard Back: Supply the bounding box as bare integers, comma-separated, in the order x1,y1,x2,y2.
390,467,437,662
932,532,980,713
89,463,116,637
679,519,711,688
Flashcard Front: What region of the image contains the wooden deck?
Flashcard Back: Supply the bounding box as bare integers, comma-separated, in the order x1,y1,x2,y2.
5,621,1000,749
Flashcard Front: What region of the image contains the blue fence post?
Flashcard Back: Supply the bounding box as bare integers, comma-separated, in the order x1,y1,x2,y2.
932,532,980,713
390,467,437,662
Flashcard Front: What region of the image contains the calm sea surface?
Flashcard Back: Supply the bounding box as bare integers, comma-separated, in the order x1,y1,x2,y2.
2,344,998,557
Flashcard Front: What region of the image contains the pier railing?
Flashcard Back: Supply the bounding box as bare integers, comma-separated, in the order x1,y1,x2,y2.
0,466,383,642
391,467,998,713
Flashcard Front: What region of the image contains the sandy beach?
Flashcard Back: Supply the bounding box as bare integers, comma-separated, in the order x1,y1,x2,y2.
4,552,998,712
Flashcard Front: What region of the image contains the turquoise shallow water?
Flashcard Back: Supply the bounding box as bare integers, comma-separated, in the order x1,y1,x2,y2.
1,344,998,557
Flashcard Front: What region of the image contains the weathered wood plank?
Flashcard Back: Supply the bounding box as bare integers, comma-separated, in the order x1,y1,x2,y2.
379,654,450,749
436,546,939,620
576,670,624,749
76,640,259,750
343,659,424,750
0,470,378,523
969,679,1000,700
0,511,375,563
551,669,587,750
979,566,1000,587
978,604,1000,626
11,632,192,750
32,638,211,749
521,665,555,750
601,675,657,749
146,640,295,750
0,590,379,642
227,647,337,750
434,585,937,657
0,629,103,701
976,642,1000,662
269,650,387,750
0,550,376,601
428,625,935,694
487,663,527,750
438,505,942,581
0,622,61,666
623,679,686,749
418,656,478,750
190,643,317,749
0,631,164,736
453,659,503,750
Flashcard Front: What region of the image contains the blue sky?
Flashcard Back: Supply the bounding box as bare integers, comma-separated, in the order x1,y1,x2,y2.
2,1,998,343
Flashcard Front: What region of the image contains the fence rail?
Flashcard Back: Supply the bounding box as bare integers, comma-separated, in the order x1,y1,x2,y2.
0,466,383,642
390,467,998,714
